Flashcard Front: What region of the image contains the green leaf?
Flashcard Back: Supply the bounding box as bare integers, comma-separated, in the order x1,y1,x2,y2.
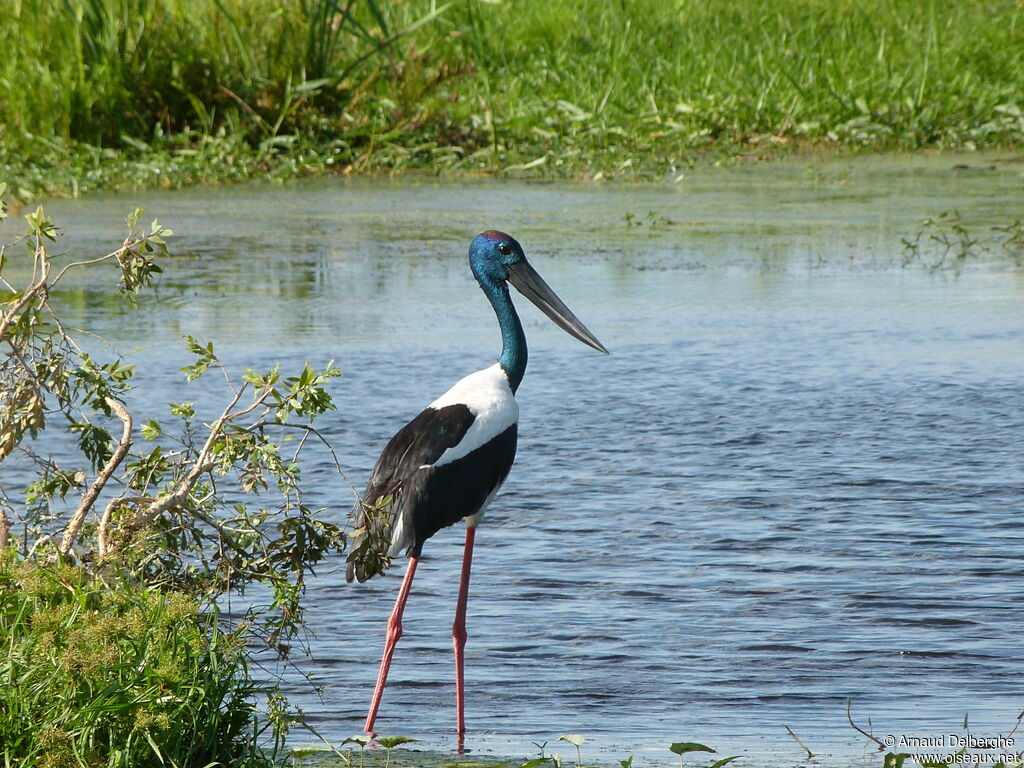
290,746,329,757
342,735,371,747
670,744,716,756
294,78,331,94
559,735,586,747
883,753,911,768
25,206,58,240
169,402,195,418
180,336,218,380
709,757,741,768
377,736,419,749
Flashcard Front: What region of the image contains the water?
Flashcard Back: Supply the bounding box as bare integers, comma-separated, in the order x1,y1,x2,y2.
3,155,1023,766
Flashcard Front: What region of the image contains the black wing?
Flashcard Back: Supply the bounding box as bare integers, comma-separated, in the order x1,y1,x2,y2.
404,422,517,554
346,404,475,582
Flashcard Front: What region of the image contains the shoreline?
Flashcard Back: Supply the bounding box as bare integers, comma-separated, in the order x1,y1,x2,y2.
3,142,1021,209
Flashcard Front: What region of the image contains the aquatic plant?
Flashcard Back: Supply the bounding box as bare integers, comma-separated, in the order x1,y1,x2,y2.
848,698,1024,768
901,209,1024,271
669,742,740,768
558,734,587,767
900,209,980,269
669,742,715,768
994,219,1024,257
376,735,419,768
343,734,374,768
519,756,554,768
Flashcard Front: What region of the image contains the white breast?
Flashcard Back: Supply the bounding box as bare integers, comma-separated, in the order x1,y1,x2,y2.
429,363,518,468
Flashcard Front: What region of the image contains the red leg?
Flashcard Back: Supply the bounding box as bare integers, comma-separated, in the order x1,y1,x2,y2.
453,526,476,740
364,556,419,735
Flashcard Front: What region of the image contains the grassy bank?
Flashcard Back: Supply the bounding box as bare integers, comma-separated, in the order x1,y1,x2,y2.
0,557,285,767
2,0,1023,197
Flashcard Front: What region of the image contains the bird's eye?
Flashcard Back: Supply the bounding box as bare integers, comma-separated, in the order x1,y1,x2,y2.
498,243,512,255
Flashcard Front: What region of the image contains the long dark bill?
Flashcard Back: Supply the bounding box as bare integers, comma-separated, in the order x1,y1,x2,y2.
507,261,609,354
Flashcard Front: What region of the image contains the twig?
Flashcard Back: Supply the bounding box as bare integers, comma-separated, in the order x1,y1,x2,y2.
218,85,272,131
49,234,149,287
0,505,9,549
225,388,272,421
128,384,272,531
0,241,14,292
277,422,358,498
26,533,55,559
59,397,133,556
847,698,886,751
97,495,155,557
187,502,262,562
1007,710,1024,739
784,724,815,759
218,358,239,398
0,250,50,343
96,497,120,558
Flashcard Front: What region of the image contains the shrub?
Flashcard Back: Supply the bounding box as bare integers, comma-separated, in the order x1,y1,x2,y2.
0,555,282,767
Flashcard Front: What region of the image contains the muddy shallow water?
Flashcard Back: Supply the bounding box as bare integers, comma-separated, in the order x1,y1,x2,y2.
5,154,1023,766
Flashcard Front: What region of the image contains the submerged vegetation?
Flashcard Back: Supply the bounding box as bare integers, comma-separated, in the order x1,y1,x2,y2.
901,209,1024,271
2,0,1024,197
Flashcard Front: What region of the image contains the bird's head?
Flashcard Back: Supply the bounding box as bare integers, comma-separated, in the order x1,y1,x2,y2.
469,230,525,285
468,230,608,354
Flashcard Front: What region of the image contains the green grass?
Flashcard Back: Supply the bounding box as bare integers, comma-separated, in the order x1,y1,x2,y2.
2,0,1023,197
0,556,284,767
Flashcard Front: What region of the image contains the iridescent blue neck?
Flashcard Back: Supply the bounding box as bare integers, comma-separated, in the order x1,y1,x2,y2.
485,281,527,393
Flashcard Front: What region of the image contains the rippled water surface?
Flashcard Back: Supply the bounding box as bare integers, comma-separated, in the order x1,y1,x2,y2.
6,156,1024,765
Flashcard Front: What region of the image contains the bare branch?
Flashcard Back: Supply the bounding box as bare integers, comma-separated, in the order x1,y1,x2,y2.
59,397,133,556
1007,710,1024,739
127,385,272,532
846,698,886,751
218,85,272,130
278,422,358,498
0,240,18,292
97,494,156,557
225,386,273,421
218,359,239,398
189,502,262,561
49,234,150,287
784,724,815,759
26,533,55,559
96,498,118,558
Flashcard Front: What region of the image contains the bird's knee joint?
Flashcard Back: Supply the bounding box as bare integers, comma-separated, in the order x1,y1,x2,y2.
452,624,467,644
387,619,403,641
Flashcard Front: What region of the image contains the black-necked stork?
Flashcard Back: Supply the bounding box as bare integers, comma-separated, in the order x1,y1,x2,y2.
346,230,607,741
